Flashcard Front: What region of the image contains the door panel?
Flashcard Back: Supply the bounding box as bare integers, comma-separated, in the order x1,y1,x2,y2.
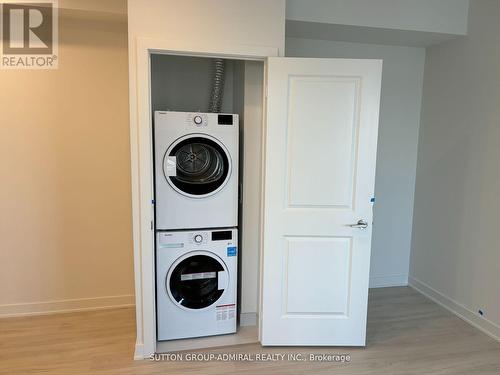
261,57,382,346
287,77,359,208
285,236,351,315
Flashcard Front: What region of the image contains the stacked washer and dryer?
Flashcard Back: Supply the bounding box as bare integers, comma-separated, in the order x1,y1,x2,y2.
154,111,239,341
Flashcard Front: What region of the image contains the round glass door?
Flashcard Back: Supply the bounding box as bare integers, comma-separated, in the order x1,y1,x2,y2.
167,252,228,310
163,134,231,197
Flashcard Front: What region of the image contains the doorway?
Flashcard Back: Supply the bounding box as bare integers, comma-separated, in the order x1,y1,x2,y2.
149,53,265,352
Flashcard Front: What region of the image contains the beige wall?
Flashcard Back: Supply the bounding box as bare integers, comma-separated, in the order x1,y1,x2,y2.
410,0,500,339
0,0,134,316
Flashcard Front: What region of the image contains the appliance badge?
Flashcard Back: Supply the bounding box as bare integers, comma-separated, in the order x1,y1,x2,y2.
227,247,237,257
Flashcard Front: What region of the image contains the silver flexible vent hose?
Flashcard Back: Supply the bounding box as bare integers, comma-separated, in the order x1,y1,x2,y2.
208,58,225,113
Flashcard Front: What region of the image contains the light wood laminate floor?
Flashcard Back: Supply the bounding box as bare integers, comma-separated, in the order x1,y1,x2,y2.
1,287,499,374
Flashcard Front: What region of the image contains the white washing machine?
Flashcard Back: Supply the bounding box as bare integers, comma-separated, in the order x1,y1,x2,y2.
154,111,239,230
156,229,238,341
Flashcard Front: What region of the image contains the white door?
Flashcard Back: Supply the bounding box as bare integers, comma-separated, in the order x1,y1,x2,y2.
260,57,382,346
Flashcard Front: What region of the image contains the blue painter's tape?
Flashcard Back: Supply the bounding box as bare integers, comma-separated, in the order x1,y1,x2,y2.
227,247,237,257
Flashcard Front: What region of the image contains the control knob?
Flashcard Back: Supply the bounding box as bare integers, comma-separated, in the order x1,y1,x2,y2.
193,115,203,125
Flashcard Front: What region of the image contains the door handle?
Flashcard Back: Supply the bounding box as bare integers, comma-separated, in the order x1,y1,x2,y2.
349,219,368,229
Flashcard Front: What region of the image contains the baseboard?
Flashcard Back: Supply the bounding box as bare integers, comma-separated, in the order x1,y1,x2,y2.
0,294,135,318
369,274,408,288
134,341,145,360
409,276,500,342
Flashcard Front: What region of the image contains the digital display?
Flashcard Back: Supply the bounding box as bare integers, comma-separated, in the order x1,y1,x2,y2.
218,114,233,125
212,231,232,241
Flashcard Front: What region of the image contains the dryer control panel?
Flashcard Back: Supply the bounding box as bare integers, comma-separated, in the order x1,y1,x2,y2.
187,113,208,127
183,112,238,128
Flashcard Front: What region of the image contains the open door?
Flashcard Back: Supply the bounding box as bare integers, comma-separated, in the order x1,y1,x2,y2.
260,57,382,346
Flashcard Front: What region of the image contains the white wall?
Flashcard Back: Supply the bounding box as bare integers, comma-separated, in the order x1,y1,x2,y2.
128,0,286,56
286,0,469,35
410,0,500,339
239,61,264,323
286,38,425,287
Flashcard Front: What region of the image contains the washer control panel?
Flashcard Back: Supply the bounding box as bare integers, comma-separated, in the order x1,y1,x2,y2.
189,232,208,245
157,230,238,254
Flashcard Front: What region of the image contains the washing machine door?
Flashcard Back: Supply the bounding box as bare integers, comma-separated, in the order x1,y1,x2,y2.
163,134,231,198
167,251,228,310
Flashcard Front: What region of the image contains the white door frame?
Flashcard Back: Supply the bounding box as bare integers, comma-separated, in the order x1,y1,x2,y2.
129,37,278,359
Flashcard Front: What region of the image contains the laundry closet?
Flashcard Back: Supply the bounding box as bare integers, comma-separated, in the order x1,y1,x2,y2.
150,53,265,351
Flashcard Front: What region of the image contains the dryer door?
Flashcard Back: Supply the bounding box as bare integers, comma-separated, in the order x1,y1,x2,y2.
163,134,231,198
167,252,228,310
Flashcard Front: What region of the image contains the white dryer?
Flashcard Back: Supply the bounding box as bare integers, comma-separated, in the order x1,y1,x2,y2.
156,229,237,341
154,111,239,230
